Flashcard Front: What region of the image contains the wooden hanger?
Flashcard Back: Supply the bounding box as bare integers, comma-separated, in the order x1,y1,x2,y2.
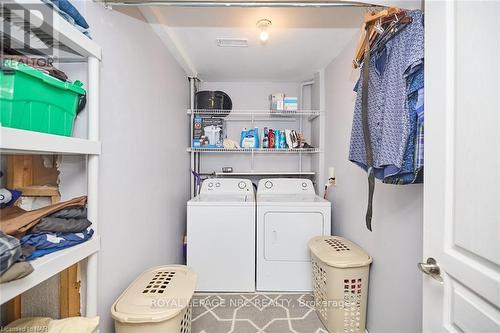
353,7,404,68
364,7,399,24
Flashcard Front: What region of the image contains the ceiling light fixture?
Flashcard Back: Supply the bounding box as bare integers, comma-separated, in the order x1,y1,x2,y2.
256,19,272,44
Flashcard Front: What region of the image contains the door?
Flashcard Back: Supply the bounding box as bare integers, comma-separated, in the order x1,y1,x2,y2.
264,211,324,261
423,1,500,332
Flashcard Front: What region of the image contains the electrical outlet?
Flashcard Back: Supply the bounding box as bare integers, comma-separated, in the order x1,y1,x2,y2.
328,167,336,186
328,167,335,179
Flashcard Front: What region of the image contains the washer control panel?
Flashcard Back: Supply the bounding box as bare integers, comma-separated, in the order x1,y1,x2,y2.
200,179,253,194
257,178,315,195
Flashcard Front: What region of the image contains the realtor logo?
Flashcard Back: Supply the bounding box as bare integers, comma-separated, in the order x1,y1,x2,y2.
1,2,55,56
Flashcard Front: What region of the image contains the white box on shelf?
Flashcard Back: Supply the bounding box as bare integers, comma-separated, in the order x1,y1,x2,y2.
270,93,285,112
284,97,298,111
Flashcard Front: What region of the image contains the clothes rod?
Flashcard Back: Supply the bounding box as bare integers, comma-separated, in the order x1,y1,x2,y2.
99,0,380,8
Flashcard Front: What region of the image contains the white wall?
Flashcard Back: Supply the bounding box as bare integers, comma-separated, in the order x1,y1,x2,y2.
68,4,189,332
323,35,423,333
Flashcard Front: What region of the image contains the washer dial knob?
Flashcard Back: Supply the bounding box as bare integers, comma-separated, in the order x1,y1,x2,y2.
265,181,273,189
238,181,247,189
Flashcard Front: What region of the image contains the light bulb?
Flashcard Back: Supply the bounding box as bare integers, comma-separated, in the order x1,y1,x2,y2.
257,19,271,44
260,30,269,42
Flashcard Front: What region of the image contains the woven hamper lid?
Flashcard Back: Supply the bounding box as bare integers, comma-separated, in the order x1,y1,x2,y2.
308,236,372,268
111,265,197,323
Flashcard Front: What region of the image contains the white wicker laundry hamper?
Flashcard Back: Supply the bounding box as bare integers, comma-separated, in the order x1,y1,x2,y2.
111,265,197,333
308,236,372,333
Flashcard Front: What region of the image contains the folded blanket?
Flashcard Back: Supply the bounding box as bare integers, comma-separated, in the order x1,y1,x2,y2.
1,196,87,236
50,207,87,219
41,0,91,38
21,228,94,261
31,217,91,234
0,231,21,275
0,262,34,283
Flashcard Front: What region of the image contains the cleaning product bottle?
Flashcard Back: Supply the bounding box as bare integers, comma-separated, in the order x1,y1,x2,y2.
263,127,269,148
275,129,281,149
241,128,260,148
240,128,247,148
268,129,275,148
280,129,287,148
254,127,260,148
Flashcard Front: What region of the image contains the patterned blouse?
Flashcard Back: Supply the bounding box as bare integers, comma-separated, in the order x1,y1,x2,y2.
349,10,425,180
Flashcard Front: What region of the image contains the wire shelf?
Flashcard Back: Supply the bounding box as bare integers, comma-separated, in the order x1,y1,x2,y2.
187,147,320,153
187,109,322,116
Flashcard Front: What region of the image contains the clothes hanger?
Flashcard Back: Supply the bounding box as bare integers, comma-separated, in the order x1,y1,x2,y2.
370,13,412,55
364,7,399,24
353,8,410,68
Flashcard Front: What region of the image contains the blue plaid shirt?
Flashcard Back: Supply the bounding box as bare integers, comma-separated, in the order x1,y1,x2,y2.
384,64,424,184
0,231,21,275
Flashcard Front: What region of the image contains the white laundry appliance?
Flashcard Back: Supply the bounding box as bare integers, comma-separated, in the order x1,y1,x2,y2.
256,178,331,291
187,178,255,292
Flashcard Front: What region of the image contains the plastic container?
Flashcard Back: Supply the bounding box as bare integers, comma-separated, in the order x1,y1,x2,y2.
308,236,372,333
112,265,197,333
0,60,86,136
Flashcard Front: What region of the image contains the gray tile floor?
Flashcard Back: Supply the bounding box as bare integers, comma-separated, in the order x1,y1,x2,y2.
191,293,328,333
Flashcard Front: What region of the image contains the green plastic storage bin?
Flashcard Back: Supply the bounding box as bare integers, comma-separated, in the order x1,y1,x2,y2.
0,60,86,136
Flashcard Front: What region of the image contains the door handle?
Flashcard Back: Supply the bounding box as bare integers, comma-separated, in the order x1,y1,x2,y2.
418,257,443,283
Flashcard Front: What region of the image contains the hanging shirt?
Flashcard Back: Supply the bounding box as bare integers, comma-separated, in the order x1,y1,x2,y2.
383,64,424,184
349,10,425,180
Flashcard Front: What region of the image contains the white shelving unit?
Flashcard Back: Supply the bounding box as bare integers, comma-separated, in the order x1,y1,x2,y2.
187,77,324,197
0,0,102,318
0,127,101,155
0,237,100,304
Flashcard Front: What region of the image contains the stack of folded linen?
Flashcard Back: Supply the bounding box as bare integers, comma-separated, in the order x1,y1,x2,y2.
21,207,93,261
0,196,93,283
41,0,92,38
0,231,33,283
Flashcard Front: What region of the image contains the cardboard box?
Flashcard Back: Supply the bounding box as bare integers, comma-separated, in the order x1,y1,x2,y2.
192,116,225,148
270,93,285,112
284,97,298,111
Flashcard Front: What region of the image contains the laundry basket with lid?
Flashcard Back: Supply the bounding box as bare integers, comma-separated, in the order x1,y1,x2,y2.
111,265,197,333
308,236,372,333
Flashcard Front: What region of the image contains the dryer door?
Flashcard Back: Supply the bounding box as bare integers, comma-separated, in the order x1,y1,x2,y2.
264,211,325,261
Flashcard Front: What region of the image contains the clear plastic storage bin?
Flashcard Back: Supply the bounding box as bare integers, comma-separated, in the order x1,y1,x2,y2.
112,265,197,333
308,236,372,333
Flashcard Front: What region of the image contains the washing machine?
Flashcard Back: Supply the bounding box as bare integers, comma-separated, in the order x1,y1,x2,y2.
256,178,331,291
187,178,255,292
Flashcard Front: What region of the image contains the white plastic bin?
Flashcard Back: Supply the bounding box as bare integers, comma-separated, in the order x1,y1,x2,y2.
308,236,372,333
111,265,197,333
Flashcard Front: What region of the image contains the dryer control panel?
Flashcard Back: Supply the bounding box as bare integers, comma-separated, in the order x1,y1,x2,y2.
200,178,253,194
257,178,315,195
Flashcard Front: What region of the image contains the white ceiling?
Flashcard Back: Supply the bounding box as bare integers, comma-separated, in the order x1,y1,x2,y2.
141,7,365,81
